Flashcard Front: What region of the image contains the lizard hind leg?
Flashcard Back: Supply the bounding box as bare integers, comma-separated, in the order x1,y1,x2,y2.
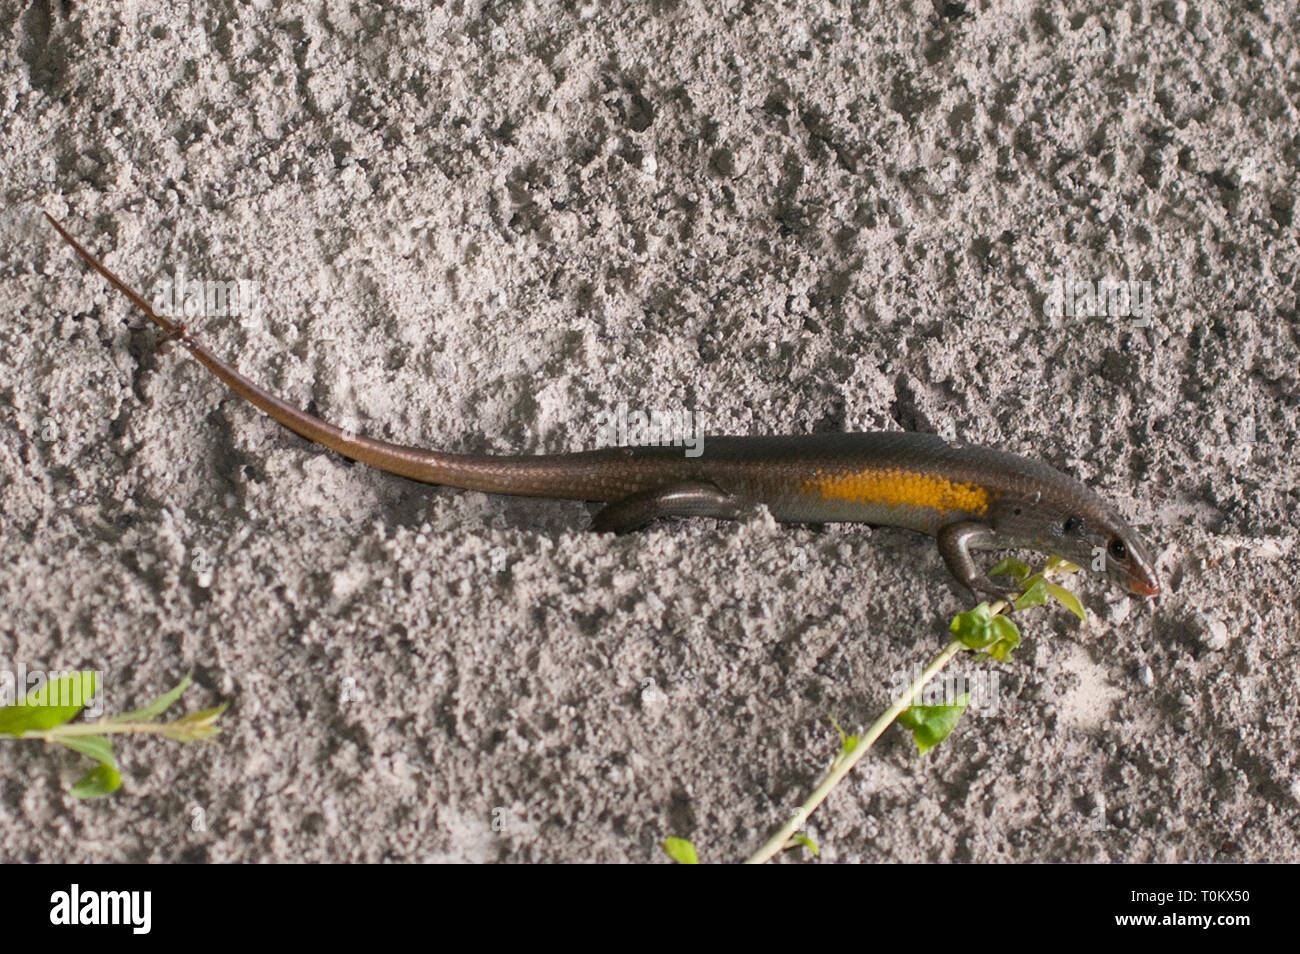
590,481,742,534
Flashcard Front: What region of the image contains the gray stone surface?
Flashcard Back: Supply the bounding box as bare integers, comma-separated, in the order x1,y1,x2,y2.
2,1,1296,862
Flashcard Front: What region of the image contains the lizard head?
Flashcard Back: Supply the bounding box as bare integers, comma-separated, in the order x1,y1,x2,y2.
1043,508,1161,597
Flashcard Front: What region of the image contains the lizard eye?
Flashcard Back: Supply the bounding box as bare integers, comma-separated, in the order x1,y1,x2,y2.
1063,516,1080,534
1108,538,1128,561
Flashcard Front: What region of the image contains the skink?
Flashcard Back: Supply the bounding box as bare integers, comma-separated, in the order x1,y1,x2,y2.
44,213,1160,599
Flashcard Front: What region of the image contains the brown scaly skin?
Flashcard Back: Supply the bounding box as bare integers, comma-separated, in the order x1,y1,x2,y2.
43,212,1160,600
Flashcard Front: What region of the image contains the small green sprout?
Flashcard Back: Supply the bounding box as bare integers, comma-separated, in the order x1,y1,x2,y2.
783,832,819,856
829,714,859,764
0,670,226,798
663,837,699,864
665,560,1088,864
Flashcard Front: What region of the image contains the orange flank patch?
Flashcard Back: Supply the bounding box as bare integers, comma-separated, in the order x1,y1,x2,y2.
801,467,990,516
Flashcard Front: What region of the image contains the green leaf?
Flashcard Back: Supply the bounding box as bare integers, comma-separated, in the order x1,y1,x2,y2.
829,715,858,758
985,617,1022,660
950,603,997,649
0,671,98,736
663,837,699,864
988,557,1032,581
898,693,970,753
59,735,121,799
1013,577,1049,610
157,704,227,742
1045,556,1081,575
1045,583,1086,621
56,735,117,769
784,832,820,856
112,671,192,723
69,762,121,799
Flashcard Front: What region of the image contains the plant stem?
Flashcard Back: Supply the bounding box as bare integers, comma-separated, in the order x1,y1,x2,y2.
18,720,207,741
743,593,1010,865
